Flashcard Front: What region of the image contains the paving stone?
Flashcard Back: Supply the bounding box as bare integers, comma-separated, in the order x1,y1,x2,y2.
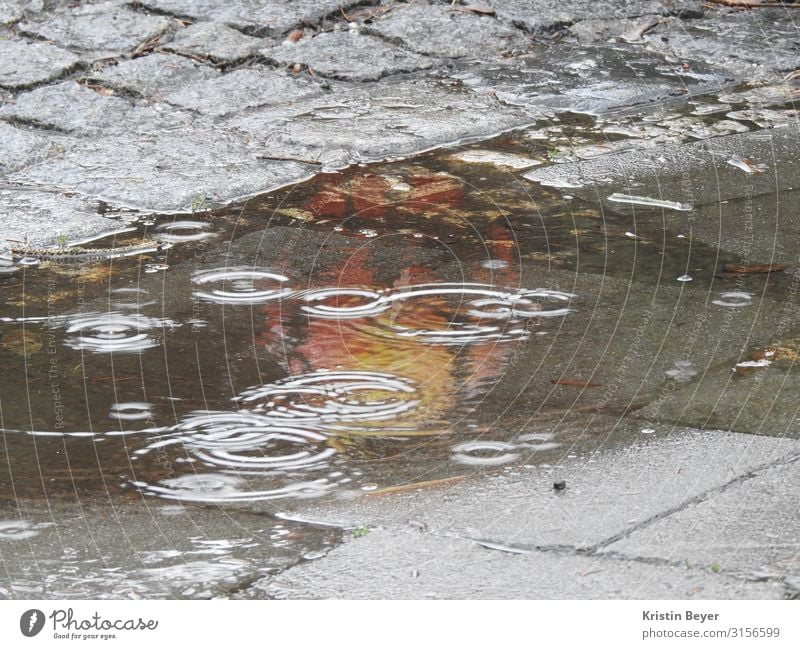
0,80,132,134
451,42,731,116
164,67,323,117
603,460,800,584
0,188,130,249
280,429,799,551
369,3,530,59
162,20,264,63
137,0,362,36
18,1,175,58
265,31,433,82
228,77,534,169
486,0,704,33
11,121,316,211
0,0,25,24
250,528,784,599
639,8,800,80
87,52,219,98
0,38,81,89
0,121,56,175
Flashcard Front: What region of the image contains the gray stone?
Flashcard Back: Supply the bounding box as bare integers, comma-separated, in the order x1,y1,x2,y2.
0,121,56,175
603,460,800,583
137,0,362,36
370,3,529,59
265,31,433,82
164,67,323,117
11,121,316,211
452,43,731,116
0,80,132,134
0,39,80,89
0,497,339,598
486,0,704,33
0,188,130,250
163,21,264,63
250,529,783,599
18,2,174,58
280,429,798,551
523,125,800,208
640,9,800,80
228,77,534,169
87,52,220,98
0,1,23,24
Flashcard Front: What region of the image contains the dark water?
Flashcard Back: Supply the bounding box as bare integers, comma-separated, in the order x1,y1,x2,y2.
1,89,796,510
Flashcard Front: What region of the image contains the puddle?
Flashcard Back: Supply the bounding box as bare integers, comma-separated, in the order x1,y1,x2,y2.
1,81,798,593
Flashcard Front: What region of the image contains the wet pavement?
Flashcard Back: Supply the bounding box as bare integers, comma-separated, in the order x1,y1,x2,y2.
1,0,799,599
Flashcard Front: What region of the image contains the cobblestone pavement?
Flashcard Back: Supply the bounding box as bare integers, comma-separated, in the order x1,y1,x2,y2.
1,0,797,245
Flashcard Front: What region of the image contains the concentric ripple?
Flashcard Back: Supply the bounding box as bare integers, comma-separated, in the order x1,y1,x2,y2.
143,411,337,471
64,312,176,353
235,370,419,424
192,267,293,304
155,220,214,243
131,474,335,503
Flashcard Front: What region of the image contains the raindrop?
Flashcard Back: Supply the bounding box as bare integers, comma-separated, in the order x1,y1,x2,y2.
64,312,175,354
155,220,214,243
452,441,519,466
109,402,153,421
192,267,293,305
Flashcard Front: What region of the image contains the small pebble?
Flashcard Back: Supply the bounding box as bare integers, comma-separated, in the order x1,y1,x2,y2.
553,480,567,491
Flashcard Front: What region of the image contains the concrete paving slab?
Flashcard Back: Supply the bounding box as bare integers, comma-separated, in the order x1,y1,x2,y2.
603,459,800,585
162,21,264,63
279,429,799,551
228,77,534,169
87,52,220,98
163,67,324,117
0,80,132,134
0,38,80,90
265,31,433,82
248,528,784,599
18,1,175,59
137,0,362,36
369,3,530,59
0,497,340,598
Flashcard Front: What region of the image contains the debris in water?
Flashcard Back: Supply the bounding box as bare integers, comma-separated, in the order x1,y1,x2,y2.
607,193,693,211
665,360,697,383
727,156,768,175
722,262,789,275
677,274,693,282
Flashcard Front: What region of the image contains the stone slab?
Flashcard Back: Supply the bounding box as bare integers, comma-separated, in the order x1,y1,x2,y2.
87,52,220,99
0,80,132,134
369,3,529,59
486,0,704,33
604,459,800,585
0,188,134,250
19,1,175,58
265,30,433,82
451,42,732,116
10,121,315,211
228,77,535,169
0,121,56,175
250,528,784,599
162,21,264,63
0,39,80,90
137,0,362,36
164,67,323,117
278,429,799,551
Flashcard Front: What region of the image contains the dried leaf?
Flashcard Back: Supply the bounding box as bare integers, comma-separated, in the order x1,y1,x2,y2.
722,263,789,274
551,379,603,388
459,4,496,16
1,330,43,357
